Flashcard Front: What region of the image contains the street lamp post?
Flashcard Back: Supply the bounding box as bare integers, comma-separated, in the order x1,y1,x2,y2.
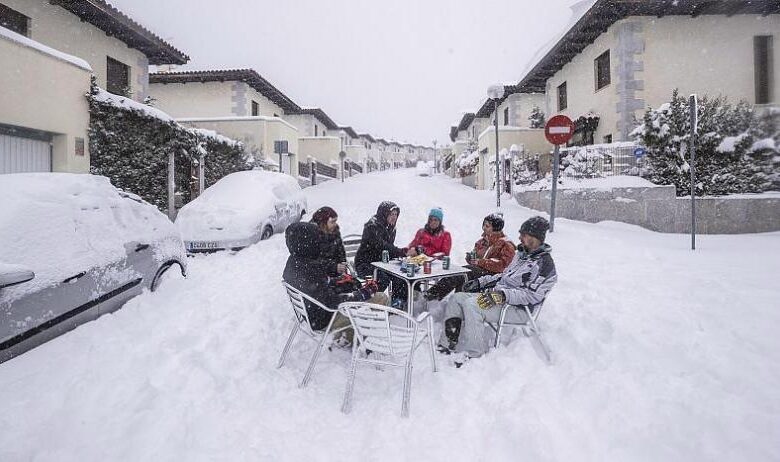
488,84,505,208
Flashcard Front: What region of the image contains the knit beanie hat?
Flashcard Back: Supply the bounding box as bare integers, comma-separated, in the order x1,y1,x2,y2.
429,207,444,222
520,216,550,242
483,213,505,232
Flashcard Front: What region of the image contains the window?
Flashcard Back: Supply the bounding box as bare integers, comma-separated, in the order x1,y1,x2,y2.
595,50,611,91
557,82,567,111
603,134,612,144
754,36,774,104
0,4,29,37
503,107,509,125
273,113,279,118
251,100,259,116
106,57,130,96
314,124,318,136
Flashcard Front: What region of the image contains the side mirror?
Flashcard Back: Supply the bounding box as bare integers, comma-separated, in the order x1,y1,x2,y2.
0,264,35,289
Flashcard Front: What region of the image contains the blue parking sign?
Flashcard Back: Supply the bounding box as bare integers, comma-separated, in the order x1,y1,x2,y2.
633,147,646,158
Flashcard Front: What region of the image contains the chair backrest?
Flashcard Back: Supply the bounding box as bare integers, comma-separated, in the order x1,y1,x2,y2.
339,302,420,357
342,234,362,264
282,281,335,336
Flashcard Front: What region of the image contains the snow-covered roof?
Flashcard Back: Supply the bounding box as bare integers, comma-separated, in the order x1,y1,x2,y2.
0,27,91,71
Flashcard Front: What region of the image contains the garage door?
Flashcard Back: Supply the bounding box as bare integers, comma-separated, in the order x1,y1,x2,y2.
0,134,52,174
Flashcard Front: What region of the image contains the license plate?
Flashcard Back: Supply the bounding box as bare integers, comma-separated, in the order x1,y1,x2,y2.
188,241,220,250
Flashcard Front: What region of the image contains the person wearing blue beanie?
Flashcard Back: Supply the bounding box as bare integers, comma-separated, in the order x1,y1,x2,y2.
407,207,452,257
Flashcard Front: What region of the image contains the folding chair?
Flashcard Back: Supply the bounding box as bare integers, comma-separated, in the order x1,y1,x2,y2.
277,281,352,388
338,302,437,418
486,301,552,364
341,234,362,265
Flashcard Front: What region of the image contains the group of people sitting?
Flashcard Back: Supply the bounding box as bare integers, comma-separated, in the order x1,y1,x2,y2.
282,201,557,364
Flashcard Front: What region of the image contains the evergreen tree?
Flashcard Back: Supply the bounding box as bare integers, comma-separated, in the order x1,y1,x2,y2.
528,106,546,129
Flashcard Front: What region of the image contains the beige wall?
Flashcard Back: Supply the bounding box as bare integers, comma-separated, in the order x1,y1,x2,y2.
177,118,299,176
641,15,779,109
283,114,332,138
497,93,545,128
5,0,150,102
0,33,91,172
299,136,341,165
149,81,233,118
244,85,284,117
546,14,779,143
546,21,620,143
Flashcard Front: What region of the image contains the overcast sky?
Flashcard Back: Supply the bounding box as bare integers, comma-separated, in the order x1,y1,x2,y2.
111,0,580,146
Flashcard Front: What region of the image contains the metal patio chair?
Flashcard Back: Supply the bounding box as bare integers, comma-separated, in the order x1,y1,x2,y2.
341,233,362,265
277,281,351,388
338,302,437,418
486,301,552,364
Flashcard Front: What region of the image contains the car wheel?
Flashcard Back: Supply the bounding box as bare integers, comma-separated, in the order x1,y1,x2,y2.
151,261,185,292
261,226,273,240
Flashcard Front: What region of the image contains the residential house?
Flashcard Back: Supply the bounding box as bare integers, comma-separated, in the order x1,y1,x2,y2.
149,69,301,176
1,0,187,174
358,133,378,170
525,0,780,145
286,107,341,169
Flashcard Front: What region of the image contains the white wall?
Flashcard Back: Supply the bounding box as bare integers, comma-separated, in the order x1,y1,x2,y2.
149,81,233,118
5,0,151,102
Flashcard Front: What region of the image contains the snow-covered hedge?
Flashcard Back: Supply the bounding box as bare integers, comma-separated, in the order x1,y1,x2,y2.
87,78,252,211
632,89,779,196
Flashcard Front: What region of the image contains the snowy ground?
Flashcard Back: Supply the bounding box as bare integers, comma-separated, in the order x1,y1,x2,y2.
2,170,780,461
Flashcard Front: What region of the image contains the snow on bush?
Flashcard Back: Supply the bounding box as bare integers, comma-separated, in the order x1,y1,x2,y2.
87,78,252,212
528,105,546,129
560,145,606,179
632,89,779,196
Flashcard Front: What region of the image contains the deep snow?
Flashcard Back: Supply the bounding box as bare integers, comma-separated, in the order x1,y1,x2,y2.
1,170,779,461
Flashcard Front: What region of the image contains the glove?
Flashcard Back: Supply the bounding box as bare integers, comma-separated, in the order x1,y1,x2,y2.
476,290,506,310
362,279,379,292
462,279,480,292
335,273,354,285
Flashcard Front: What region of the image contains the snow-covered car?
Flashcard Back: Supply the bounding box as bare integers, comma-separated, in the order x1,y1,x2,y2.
0,173,187,364
175,170,308,252
416,160,433,176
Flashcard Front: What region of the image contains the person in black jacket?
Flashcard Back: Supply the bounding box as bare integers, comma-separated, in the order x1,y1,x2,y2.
310,206,348,276
354,201,416,304
283,222,387,340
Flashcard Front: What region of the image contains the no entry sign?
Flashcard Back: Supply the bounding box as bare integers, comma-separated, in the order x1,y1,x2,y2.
544,115,575,145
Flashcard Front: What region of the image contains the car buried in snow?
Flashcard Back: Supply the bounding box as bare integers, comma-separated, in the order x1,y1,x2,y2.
416,160,434,177
0,173,187,364
175,170,307,253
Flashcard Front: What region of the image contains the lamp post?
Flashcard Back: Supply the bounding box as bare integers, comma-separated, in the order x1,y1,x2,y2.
432,139,438,173
488,84,505,207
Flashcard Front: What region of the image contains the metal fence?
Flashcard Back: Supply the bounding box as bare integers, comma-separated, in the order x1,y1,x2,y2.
558,143,647,178
298,161,310,178
351,162,363,174
316,161,337,178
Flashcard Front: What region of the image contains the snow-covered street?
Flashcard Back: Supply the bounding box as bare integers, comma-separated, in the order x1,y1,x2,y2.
2,170,779,461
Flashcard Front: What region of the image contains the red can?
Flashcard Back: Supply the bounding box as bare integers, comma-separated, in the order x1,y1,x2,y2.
423,261,432,274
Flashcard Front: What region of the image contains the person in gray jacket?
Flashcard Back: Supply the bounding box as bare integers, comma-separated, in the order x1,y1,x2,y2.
437,216,557,364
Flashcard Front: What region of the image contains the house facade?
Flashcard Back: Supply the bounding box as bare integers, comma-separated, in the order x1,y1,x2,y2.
0,0,186,174
529,0,780,144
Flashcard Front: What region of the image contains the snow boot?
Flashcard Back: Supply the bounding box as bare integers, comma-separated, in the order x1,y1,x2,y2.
437,317,461,354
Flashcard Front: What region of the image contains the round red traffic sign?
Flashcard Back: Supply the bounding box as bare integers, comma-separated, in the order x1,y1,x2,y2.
544,115,575,145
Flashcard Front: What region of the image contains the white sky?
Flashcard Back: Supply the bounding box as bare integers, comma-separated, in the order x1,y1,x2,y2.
110,0,581,146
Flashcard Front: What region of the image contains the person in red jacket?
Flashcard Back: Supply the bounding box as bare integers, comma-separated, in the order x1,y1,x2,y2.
407,207,452,257
425,213,515,301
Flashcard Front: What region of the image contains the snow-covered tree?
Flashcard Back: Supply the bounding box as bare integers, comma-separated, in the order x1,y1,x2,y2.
528,106,546,129
87,77,251,211
632,89,775,196
559,146,605,179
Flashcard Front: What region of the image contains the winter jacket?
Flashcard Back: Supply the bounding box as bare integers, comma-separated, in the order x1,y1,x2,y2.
354,201,407,277
408,226,452,256
477,243,557,308
315,225,347,276
473,231,516,274
283,222,375,330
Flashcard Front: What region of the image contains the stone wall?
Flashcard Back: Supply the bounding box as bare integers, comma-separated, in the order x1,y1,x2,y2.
514,186,780,234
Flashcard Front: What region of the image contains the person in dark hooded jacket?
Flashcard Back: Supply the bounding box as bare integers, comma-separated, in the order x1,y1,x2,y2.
310,206,348,277
283,222,386,334
354,201,415,283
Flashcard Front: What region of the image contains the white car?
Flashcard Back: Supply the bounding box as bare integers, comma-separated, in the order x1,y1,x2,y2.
176,170,308,252
416,160,434,176
0,173,187,363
